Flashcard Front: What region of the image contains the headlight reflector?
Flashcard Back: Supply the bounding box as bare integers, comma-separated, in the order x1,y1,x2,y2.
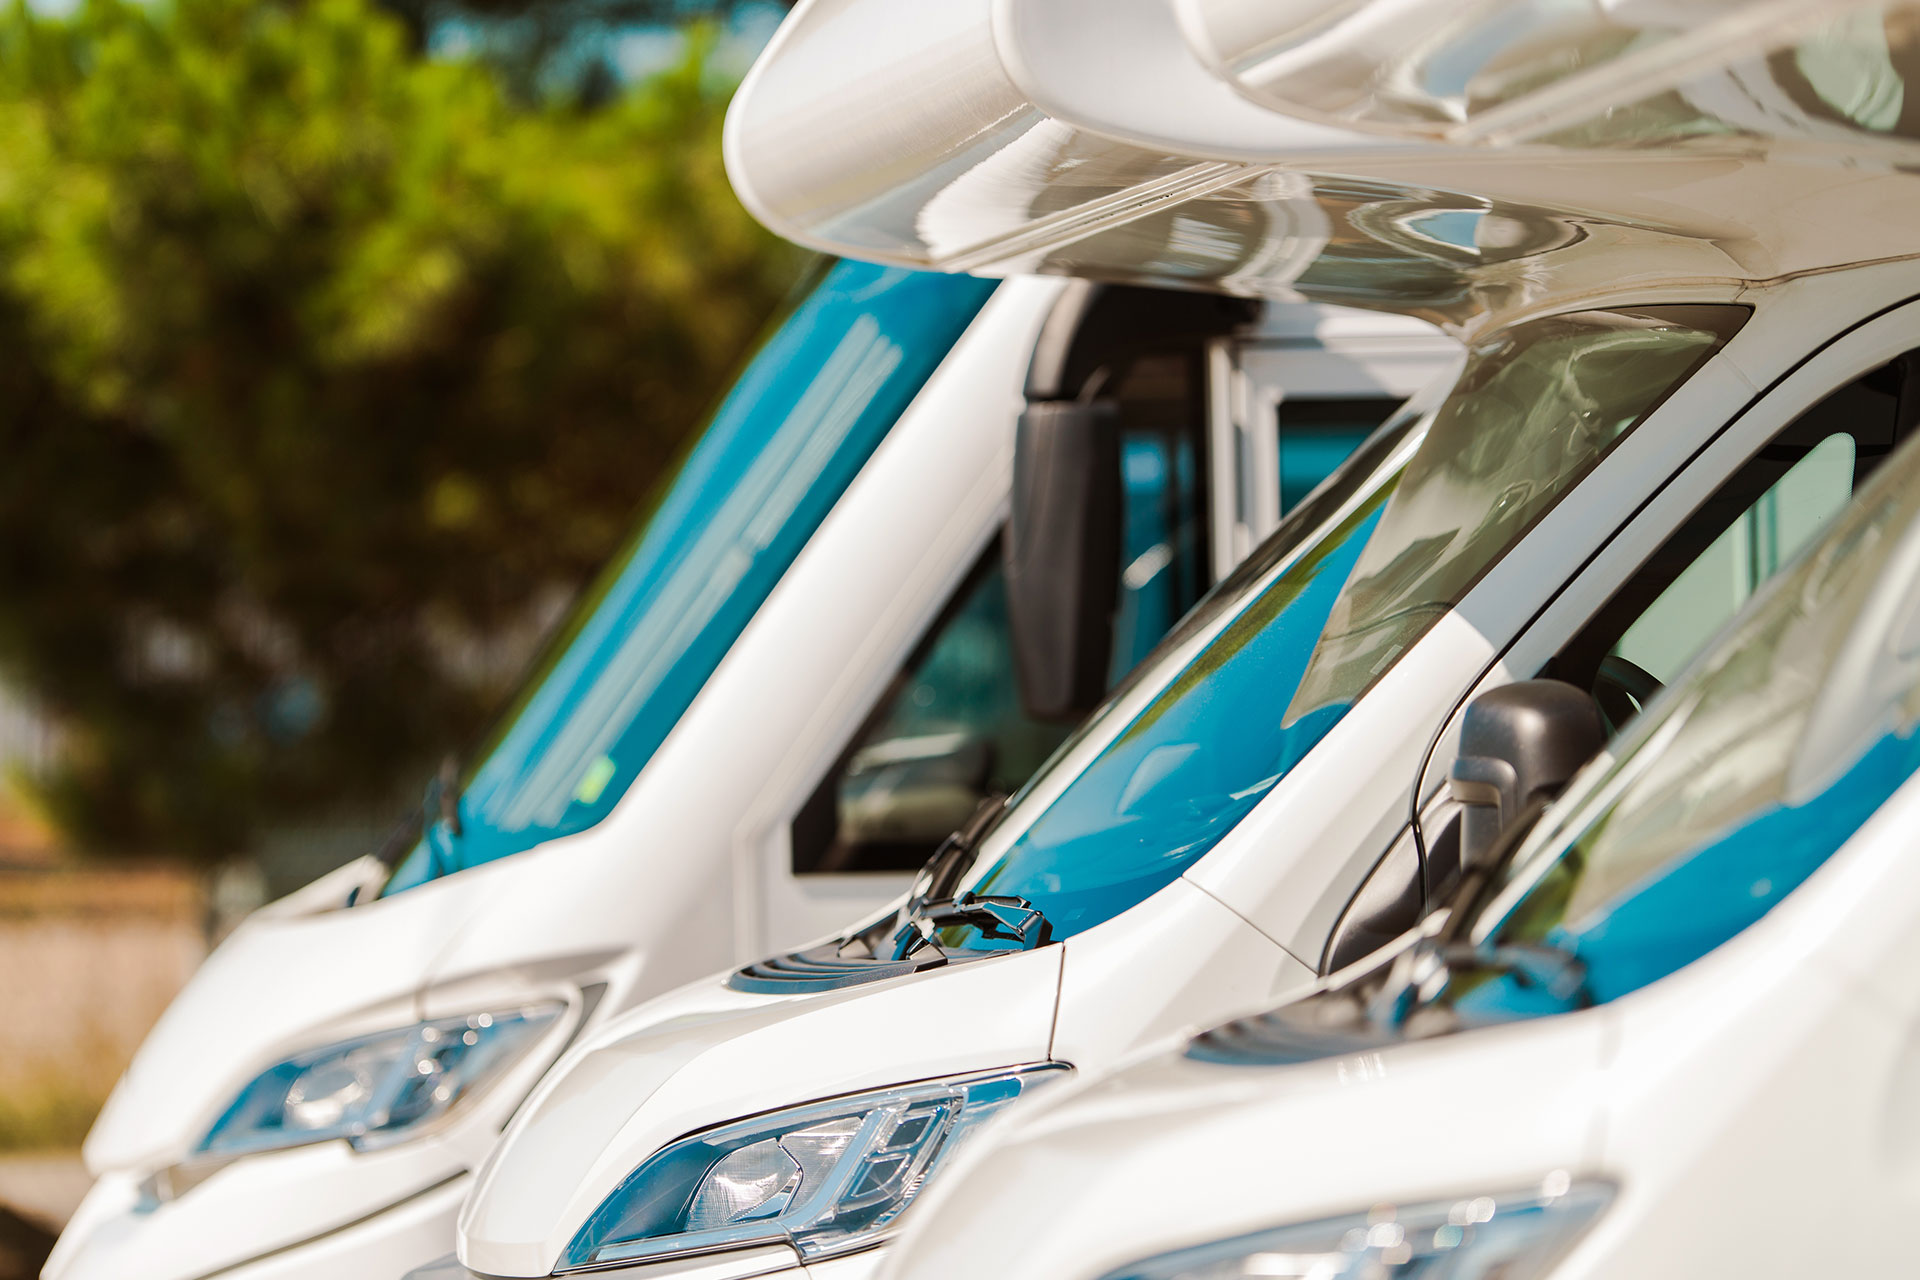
1099,1178,1611,1280
561,1064,1066,1270
198,1003,564,1158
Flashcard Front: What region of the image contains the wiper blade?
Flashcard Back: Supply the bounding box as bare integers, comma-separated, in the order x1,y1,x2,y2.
892,793,1007,927
366,753,465,876
407,753,466,880
889,893,1053,960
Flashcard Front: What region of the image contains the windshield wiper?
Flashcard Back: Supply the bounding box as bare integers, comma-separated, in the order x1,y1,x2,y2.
1369,936,1593,1034
891,793,1007,927
888,892,1053,960
829,794,1053,964
405,753,466,879
1432,940,1592,1006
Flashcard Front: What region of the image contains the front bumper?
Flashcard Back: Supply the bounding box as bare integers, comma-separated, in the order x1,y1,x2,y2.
44,1167,469,1280
403,1247,888,1280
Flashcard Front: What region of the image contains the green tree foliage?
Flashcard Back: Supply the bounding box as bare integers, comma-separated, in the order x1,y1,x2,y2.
0,0,805,861
397,0,786,106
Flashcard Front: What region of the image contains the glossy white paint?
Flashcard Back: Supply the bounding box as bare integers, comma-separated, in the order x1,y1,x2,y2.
856,273,1920,1280
436,13,1920,1280
461,945,1064,1276
875,767,1920,1280
49,281,1452,1280
47,280,1058,1280
991,0,1431,158
1175,0,1906,154
725,0,1920,318
449,262,1920,1280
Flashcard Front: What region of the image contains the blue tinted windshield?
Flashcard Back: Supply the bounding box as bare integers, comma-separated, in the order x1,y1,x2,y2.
383,263,996,894
969,494,1389,939
952,306,1742,946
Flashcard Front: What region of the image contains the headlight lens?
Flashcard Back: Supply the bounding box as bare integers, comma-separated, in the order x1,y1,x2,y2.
561,1063,1066,1271
198,1003,564,1158
1100,1177,1611,1280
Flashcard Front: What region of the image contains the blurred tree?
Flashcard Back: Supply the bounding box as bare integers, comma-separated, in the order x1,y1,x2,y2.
403,0,789,106
0,0,806,862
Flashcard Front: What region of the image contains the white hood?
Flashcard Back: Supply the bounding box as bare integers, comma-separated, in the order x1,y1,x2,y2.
879,1008,1611,1280
81,859,474,1174
457,945,1064,1277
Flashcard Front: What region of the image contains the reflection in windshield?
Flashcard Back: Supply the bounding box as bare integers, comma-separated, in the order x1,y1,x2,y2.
952,306,1742,946
1462,438,1920,1015
381,263,997,895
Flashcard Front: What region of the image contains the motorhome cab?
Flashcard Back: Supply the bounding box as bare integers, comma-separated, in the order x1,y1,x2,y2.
426,3,1920,1279
43,259,1450,1280
876,354,1920,1280
866,8,1920,1280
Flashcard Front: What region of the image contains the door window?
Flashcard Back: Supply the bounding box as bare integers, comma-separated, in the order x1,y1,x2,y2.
791,547,1068,874
1109,354,1208,681
792,351,1205,875
1548,371,1902,730
790,346,1471,880
1277,397,1402,510
1611,434,1856,684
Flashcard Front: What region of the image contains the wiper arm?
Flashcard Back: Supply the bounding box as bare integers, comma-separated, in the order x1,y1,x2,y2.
1369,936,1592,1032
409,753,466,880
891,793,1007,928
889,892,1053,960
1434,940,1592,1007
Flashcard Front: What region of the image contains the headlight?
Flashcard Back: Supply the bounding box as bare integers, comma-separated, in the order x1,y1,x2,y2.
1100,1177,1611,1280
561,1063,1066,1271
197,1003,564,1159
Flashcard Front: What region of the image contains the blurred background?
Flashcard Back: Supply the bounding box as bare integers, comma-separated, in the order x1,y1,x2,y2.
0,0,806,1262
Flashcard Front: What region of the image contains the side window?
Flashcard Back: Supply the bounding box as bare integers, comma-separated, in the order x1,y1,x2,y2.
792,359,1419,877
1277,397,1402,510
1110,355,1208,680
1548,371,1902,730
1610,434,1856,684
791,546,1072,875
795,350,1214,876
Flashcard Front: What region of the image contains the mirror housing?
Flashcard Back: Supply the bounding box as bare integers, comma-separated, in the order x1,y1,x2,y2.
1449,680,1606,870
1005,399,1122,722
1007,282,1257,722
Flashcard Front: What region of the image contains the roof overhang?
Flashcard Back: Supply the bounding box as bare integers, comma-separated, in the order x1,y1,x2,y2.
1175,0,1920,156
724,0,1920,328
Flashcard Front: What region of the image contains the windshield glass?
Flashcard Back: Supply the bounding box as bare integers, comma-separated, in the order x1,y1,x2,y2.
382,262,997,895
952,305,1743,946
1454,434,1920,1016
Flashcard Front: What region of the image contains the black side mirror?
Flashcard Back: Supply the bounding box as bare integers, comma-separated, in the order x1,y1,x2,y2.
1004,399,1121,722
1449,679,1606,871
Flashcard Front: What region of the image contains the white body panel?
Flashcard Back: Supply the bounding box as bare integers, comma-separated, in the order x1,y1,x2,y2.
877,768,1920,1280
49,281,1454,1280
724,0,1920,325
992,0,1432,159
449,260,1920,1279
